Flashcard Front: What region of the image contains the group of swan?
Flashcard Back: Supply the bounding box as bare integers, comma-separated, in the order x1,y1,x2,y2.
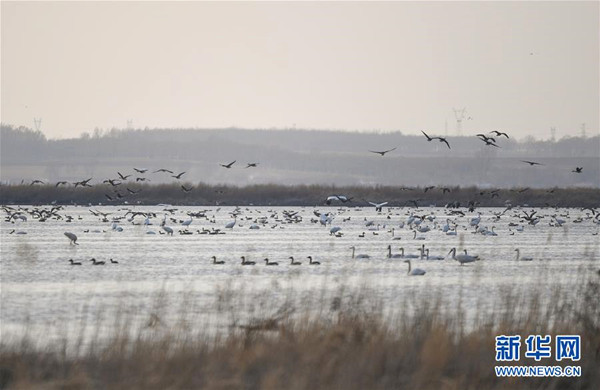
212,256,320,266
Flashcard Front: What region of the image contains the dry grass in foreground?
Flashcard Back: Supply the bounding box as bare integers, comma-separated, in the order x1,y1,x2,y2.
1,273,599,390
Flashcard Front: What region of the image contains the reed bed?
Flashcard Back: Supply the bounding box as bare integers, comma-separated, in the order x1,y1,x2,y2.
1,267,598,390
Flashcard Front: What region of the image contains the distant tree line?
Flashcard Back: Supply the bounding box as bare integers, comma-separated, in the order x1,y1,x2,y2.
1,182,598,208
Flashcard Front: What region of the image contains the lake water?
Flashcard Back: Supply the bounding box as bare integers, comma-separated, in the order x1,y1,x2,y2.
1,205,599,341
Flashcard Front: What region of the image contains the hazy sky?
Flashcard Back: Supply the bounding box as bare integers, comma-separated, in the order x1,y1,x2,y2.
1,1,598,140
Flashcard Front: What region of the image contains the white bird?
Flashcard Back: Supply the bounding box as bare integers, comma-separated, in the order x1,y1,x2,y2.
514,249,533,261
368,201,388,212
162,226,173,235
350,246,370,259
413,231,426,240
470,213,481,227
64,232,78,245
225,217,236,229
330,226,342,235
404,260,426,276
387,245,404,259
424,249,445,260
399,247,420,259
448,248,479,265
181,217,193,226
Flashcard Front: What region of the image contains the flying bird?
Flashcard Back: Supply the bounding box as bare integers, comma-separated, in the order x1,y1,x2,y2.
30,180,44,185
220,161,236,169
436,137,451,149
521,160,544,166
117,172,131,180
490,130,509,138
369,147,396,156
154,168,174,174
367,201,388,212
55,181,68,187
181,185,193,192
245,163,258,168
421,131,434,141
133,168,148,173
572,167,583,173
171,171,186,179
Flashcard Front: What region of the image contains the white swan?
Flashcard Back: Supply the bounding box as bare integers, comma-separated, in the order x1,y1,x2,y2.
413,230,426,240
350,246,370,259
448,248,479,265
399,247,420,259
387,245,403,259
404,260,426,276
225,217,236,229
425,249,445,260
514,249,533,261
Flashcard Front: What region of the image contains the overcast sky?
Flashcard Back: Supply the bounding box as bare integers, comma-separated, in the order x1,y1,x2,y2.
1,1,598,140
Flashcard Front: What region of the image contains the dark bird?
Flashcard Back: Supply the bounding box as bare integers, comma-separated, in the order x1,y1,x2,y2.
30,180,44,185
369,147,396,156
483,139,500,148
424,186,435,193
476,134,496,143
181,185,193,192
435,137,451,149
55,181,68,187
136,177,149,182
490,130,509,138
572,167,583,173
73,178,93,188
521,160,544,166
104,194,114,201
442,187,451,194
103,179,121,187
211,256,225,265
127,188,141,194
240,256,255,265
172,171,186,179
69,259,82,265
117,172,131,180
154,168,174,174
245,163,258,168
307,256,320,265
421,131,434,141
90,258,106,265
133,168,148,173
220,161,236,169
289,256,302,265
110,258,118,264
264,258,279,266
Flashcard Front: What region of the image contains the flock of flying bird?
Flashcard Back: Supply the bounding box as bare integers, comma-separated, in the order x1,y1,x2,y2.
22,130,586,198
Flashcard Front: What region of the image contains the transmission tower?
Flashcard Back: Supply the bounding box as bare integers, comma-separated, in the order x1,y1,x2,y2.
550,127,556,141
453,108,467,136
580,123,586,138
33,118,42,131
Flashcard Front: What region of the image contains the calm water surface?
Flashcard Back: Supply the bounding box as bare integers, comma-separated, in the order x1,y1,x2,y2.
1,205,598,340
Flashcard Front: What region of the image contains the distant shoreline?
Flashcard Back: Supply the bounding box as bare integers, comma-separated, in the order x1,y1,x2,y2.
1,183,598,208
